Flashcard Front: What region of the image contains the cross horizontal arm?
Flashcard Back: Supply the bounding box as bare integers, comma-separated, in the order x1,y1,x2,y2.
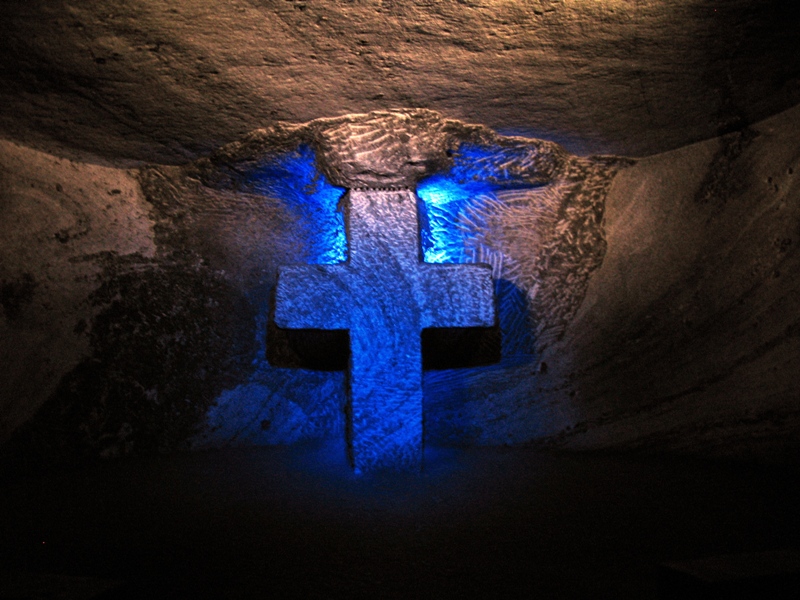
275,265,351,329
420,263,495,328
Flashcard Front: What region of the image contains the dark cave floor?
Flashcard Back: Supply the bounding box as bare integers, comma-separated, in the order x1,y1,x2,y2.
1,442,799,599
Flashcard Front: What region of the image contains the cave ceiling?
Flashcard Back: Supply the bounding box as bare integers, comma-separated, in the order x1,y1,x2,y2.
1,0,799,165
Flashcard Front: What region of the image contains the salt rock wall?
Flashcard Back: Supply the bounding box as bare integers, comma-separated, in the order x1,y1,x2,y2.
1,105,799,468
0,142,156,453
546,104,800,460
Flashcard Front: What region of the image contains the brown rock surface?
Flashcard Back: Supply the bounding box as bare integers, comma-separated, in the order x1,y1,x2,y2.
545,103,800,458
0,140,155,443
0,0,798,164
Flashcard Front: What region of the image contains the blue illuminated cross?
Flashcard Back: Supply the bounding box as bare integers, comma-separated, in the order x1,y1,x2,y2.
275,189,495,472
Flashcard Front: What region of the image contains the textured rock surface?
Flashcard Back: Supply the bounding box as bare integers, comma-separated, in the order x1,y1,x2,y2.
0,140,155,446
0,1,798,164
195,108,569,189
545,104,800,459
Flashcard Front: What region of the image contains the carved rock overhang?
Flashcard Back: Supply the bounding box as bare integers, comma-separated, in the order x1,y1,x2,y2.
195,108,626,190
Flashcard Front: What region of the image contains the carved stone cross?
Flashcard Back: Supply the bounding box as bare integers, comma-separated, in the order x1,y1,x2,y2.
275,188,495,472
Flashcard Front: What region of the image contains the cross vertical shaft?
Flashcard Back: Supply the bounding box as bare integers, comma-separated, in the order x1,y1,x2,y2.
346,190,425,471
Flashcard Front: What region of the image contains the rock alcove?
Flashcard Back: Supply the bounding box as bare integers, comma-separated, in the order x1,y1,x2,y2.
1,2,800,598
3,101,800,469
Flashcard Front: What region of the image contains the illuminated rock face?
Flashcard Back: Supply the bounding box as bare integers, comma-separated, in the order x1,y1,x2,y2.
276,189,494,471
4,103,799,468
0,108,628,465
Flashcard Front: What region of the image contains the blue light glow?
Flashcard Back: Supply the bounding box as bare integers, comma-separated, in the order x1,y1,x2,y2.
416,143,537,365
450,143,537,186
417,174,495,264
416,143,537,265
204,141,542,461
247,145,347,264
